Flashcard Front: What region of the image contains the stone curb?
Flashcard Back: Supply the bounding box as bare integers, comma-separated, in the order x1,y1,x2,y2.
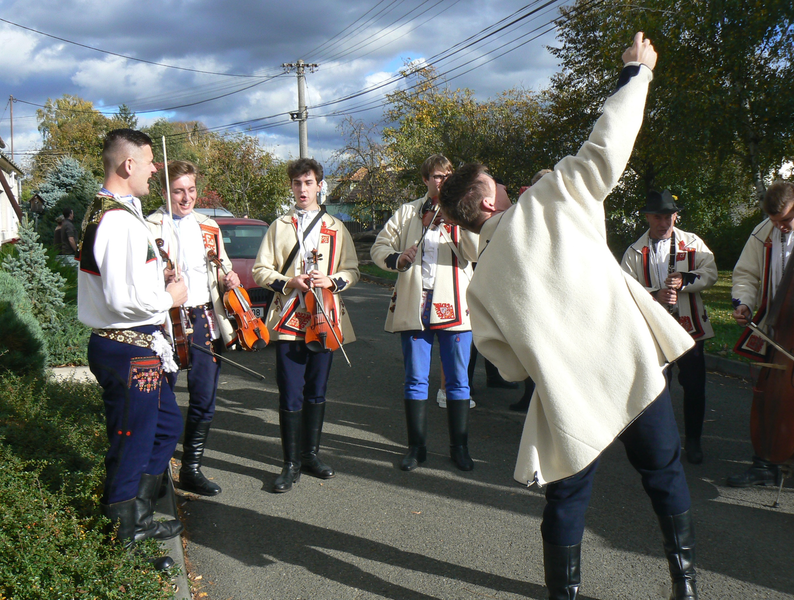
705,353,754,381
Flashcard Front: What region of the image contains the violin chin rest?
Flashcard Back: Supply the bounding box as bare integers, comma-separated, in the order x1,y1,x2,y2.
305,341,325,353
252,339,268,351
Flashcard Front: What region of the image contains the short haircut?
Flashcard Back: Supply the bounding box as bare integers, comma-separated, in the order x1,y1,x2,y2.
763,180,794,215
531,169,552,186
102,128,153,172
62,207,73,219
158,160,198,189
420,154,453,180
438,163,490,230
287,158,323,182
55,215,65,223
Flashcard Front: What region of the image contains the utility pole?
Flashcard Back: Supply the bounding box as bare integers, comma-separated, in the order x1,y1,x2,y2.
281,60,318,159
9,95,13,162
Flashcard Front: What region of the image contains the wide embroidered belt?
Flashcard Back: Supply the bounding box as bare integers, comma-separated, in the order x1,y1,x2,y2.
92,328,155,348
92,327,179,373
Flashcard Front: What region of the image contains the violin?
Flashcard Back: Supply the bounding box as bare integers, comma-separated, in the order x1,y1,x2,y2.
207,250,269,351
748,253,794,466
304,249,343,353
155,238,193,370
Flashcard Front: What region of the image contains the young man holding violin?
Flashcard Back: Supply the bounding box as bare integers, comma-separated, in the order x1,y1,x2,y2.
146,160,241,497
727,179,794,488
438,34,700,599
252,158,359,493
79,129,188,571
370,154,479,472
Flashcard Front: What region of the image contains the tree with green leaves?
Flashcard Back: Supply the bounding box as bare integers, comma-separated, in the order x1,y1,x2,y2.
541,0,794,260
34,95,111,183
382,62,544,195
332,117,415,227
200,133,289,221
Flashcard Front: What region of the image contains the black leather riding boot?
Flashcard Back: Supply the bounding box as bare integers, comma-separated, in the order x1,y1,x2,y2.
401,399,428,471
726,456,782,487
134,473,184,542
180,420,222,496
446,399,473,471
274,409,302,492
544,541,581,599
101,498,174,572
658,511,698,600
301,401,335,479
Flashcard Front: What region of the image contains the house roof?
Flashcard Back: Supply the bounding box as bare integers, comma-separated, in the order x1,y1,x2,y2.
0,151,24,176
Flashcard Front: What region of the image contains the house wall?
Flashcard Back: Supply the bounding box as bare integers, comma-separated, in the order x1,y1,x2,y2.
0,169,22,244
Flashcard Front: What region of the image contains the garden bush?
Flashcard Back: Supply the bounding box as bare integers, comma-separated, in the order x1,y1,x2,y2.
0,272,48,376
0,373,174,599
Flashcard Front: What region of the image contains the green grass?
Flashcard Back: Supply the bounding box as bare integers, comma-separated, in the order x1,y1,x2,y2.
702,270,749,362
359,263,398,281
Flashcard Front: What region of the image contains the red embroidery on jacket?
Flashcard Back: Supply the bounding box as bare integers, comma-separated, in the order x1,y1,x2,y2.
678,316,692,331
287,312,312,331
434,303,455,320
747,335,764,352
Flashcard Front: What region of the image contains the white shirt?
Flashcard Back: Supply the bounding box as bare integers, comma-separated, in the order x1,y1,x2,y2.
171,214,211,307
421,226,440,290
78,196,173,329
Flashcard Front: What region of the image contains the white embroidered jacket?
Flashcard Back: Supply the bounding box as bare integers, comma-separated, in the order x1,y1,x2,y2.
621,227,717,341
370,195,478,333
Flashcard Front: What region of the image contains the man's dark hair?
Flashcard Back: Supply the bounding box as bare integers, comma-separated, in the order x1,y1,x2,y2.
287,158,323,182
102,129,153,172
438,163,490,230
102,128,153,154
62,207,73,219
763,180,794,216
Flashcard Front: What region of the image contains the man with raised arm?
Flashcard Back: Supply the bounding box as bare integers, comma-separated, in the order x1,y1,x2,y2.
79,129,188,571
438,34,698,600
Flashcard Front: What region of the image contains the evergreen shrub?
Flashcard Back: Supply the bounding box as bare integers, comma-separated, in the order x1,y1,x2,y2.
0,272,48,376
1,217,66,330
0,374,174,599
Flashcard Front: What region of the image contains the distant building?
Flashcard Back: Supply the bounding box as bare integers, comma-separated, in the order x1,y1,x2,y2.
0,136,24,244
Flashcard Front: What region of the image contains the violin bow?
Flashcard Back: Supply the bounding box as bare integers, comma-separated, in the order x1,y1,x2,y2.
189,342,267,381
415,204,441,248
746,322,794,364
397,204,441,273
732,299,794,364
161,137,181,282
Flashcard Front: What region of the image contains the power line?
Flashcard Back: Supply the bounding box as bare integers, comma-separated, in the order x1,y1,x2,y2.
0,17,267,78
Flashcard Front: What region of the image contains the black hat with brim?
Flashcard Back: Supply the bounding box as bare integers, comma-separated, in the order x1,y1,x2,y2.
639,189,682,214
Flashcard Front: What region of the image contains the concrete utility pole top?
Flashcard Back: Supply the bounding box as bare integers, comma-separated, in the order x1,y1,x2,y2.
282,60,319,159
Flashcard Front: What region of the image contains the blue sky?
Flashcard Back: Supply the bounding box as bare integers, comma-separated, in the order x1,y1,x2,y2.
0,0,569,170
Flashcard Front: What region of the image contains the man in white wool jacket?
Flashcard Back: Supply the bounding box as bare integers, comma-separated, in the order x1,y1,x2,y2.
371,154,479,472
438,34,697,600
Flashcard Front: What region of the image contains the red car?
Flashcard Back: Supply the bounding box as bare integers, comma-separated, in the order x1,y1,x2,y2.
214,217,270,319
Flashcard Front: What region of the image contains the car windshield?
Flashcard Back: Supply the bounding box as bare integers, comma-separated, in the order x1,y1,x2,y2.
221,224,268,259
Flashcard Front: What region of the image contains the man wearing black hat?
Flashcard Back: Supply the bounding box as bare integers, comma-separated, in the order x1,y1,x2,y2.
621,190,717,464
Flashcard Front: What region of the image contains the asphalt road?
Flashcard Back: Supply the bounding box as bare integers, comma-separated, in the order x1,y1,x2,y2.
171,280,794,600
